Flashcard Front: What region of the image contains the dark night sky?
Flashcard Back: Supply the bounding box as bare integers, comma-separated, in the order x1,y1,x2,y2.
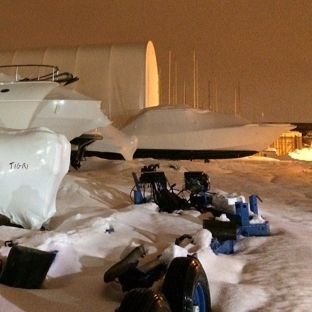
1,0,312,122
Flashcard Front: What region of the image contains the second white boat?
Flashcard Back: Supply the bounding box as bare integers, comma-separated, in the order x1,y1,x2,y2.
119,105,295,159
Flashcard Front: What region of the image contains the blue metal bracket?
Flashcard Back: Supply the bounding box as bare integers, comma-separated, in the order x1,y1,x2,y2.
205,194,270,254
235,195,270,237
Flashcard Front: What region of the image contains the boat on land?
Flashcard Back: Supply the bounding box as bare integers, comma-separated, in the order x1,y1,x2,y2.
31,86,111,142
0,64,137,166
34,87,138,164
0,64,79,130
117,105,295,160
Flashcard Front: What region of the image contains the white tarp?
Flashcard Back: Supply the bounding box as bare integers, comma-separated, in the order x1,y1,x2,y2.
0,41,159,128
0,127,70,229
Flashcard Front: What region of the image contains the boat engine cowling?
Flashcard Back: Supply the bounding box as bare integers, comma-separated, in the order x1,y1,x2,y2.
0,127,70,229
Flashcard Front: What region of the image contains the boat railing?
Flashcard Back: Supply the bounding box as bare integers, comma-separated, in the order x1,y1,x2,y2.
0,64,78,85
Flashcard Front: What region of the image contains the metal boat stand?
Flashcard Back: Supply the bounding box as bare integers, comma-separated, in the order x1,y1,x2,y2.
70,131,103,169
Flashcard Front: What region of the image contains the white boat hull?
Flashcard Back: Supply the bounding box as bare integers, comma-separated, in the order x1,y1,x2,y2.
131,123,294,151
86,125,138,161
32,87,138,162
120,105,295,159
31,87,111,141
0,81,58,129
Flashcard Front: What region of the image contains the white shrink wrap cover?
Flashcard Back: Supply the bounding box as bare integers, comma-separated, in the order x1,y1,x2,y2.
0,127,70,229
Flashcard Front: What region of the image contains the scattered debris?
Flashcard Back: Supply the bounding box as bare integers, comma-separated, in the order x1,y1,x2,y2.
131,164,270,255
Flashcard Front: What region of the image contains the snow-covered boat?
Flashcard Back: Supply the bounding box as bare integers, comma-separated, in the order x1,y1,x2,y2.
119,105,295,159
0,65,77,129
30,86,138,162
0,65,137,166
31,86,111,141
33,87,138,164
85,125,138,162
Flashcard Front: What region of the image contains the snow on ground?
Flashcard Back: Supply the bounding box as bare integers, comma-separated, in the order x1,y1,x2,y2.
0,150,312,311
290,147,312,161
